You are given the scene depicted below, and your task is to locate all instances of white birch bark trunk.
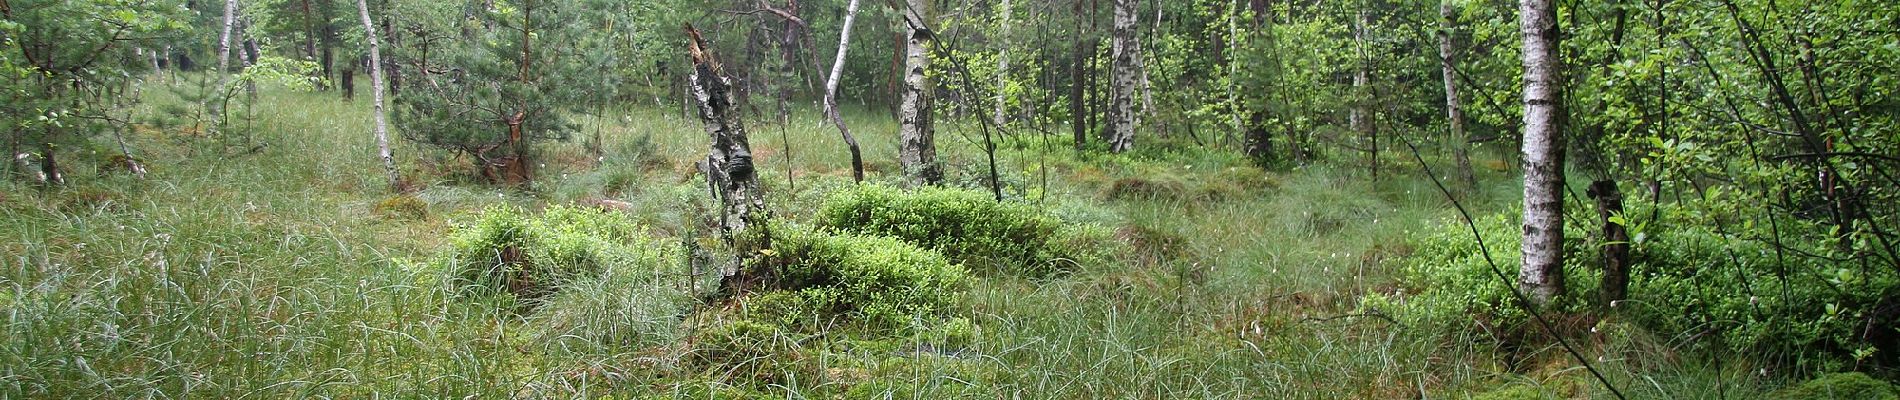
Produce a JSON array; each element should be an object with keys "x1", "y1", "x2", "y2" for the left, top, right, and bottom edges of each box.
[
  {"x1": 1350, "y1": 9, "x2": 1370, "y2": 176},
  {"x1": 823, "y1": 0, "x2": 865, "y2": 182},
  {"x1": 898, "y1": 0, "x2": 940, "y2": 185},
  {"x1": 358, "y1": 0, "x2": 401, "y2": 190},
  {"x1": 1106, "y1": 0, "x2": 1139, "y2": 153},
  {"x1": 686, "y1": 26, "x2": 768, "y2": 242},
  {"x1": 1226, "y1": 0, "x2": 1240, "y2": 146},
  {"x1": 1519, "y1": 0, "x2": 1567, "y2": 306},
  {"x1": 992, "y1": 0, "x2": 1010, "y2": 128},
  {"x1": 1442, "y1": 0, "x2": 1476, "y2": 188},
  {"x1": 218, "y1": 0, "x2": 237, "y2": 73}
]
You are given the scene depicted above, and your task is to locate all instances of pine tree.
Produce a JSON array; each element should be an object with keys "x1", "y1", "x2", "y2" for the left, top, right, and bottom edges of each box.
[{"x1": 390, "y1": 0, "x2": 608, "y2": 184}]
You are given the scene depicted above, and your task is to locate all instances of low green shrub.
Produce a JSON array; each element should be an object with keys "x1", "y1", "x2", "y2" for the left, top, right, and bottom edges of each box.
[
  {"x1": 1359, "y1": 213, "x2": 1601, "y2": 336},
  {"x1": 753, "y1": 225, "x2": 968, "y2": 329},
  {"x1": 441, "y1": 205, "x2": 674, "y2": 303},
  {"x1": 1772, "y1": 372, "x2": 1899, "y2": 400},
  {"x1": 816, "y1": 184, "x2": 1112, "y2": 276},
  {"x1": 742, "y1": 288, "x2": 845, "y2": 332},
  {"x1": 1368, "y1": 206, "x2": 1900, "y2": 371}
]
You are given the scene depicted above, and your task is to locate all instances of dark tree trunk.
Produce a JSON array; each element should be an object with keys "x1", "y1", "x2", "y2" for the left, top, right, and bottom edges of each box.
[
  {"x1": 1589, "y1": 181, "x2": 1631, "y2": 305},
  {"x1": 320, "y1": 35, "x2": 334, "y2": 89},
  {"x1": 342, "y1": 67, "x2": 355, "y2": 100},
  {"x1": 1070, "y1": 10, "x2": 1087, "y2": 150},
  {"x1": 38, "y1": 142, "x2": 62, "y2": 185},
  {"x1": 1244, "y1": 111, "x2": 1272, "y2": 164},
  {"x1": 383, "y1": 15, "x2": 400, "y2": 97},
  {"x1": 888, "y1": 31, "x2": 905, "y2": 118}
]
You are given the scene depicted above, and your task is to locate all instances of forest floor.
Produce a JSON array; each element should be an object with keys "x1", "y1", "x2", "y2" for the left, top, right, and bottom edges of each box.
[{"x1": 0, "y1": 81, "x2": 1784, "y2": 398}]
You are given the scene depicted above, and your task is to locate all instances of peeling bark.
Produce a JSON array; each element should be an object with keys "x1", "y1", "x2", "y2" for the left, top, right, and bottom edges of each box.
[
  {"x1": 897, "y1": 0, "x2": 940, "y2": 185},
  {"x1": 1519, "y1": 0, "x2": 1567, "y2": 306},
  {"x1": 685, "y1": 24, "x2": 770, "y2": 251},
  {"x1": 1106, "y1": 0, "x2": 1138, "y2": 153}
]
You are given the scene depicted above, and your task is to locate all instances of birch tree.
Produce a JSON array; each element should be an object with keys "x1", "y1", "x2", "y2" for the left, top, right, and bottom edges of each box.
[
  {"x1": 1105, "y1": 0, "x2": 1138, "y2": 153},
  {"x1": 823, "y1": 0, "x2": 865, "y2": 182},
  {"x1": 992, "y1": 0, "x2": 1011, "y2": 128},
  {"x1": 357, "y1": 0, "x2": 399, "y2": 190},
  {"x1": 218, "y1": 0, "x2": 237, "y2": 73},
  {"x1": 1518, "y1": 0, "x2": 1566, "y2": 306},
  {"x1": 1440, "y1": 0, "x2": 1476, "y2": 189},
  {"x1": 1350, "y1": 8, "x2": 1372, "y2": 179},
  {"x1": 897, "y1": 0, "x2": 941, "y2": 185},
  {"x1": 685, "y1": 25, "x2": 769, "y2": 247}
]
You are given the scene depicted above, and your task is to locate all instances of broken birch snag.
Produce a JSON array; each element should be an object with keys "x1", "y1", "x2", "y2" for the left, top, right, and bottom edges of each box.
[
  {"x1": 898, "y1": 0, "x2": 941, "y2": 185},
  {"x1": 684, "y1": 24, "x2": 772, "y2": 288}
]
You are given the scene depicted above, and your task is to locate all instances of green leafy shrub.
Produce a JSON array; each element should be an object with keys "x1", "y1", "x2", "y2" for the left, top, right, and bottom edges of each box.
[
  {"x1": 753, "y1": 225, "x2": 968, "y2": 329},
  {"x1": 925, "y1": 317, "x2": 980, "y2": 351},
  {"x1": 1360, "y1": 213, "x2": 1601, "y2": 337},
  {"x1": 1772, "y1": 372, "x2": 1899, "y2": 400},
  {"x1": 742, "y1": 288, "x2": 844, "y2": 332},
  {"x1": 816, "y1": 184, "x2": 1111, "y2": 276},
  {"x1": 441, "y1": 205, "x2": 672, "y2": 302},
  {"x1": 1621, "y1": 217, "x2": 1900, "y2": 369},
  {"x1": 1370, "y1": 207, "x2": 1900, "y2": 370}
]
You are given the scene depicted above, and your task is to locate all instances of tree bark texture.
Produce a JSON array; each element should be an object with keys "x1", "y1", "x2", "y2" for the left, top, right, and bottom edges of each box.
[
  {"x1": 1106, "y1": 0, "x2": 1138, "y2": 153},
  {"x1": 898, "y1": 0, "x2": 941, "y2": 185},
  {"x1": 1441, "y1": 0, "x2": 1477, "y2": 189},
  {"x1": 823, "y1": 0, "x2": 865, "y2": 183},
  {"x1": 685, "y1": 25, "x2": 770, "y2": 249},
  {"x1": 1518, "y1": 0, "x2": 1567, "y2": 306},
  {"x1": 358, "y1": 0, "x2": 401, "y2": 191},
  {"x1": 218, "y1": 0, "x2": 236, "y2": 73}
]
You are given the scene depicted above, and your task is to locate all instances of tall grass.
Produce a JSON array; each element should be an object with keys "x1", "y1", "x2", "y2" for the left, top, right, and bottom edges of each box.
[{"x1": 0, "y1": 78, "x2": 1791, "y2": 398}]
